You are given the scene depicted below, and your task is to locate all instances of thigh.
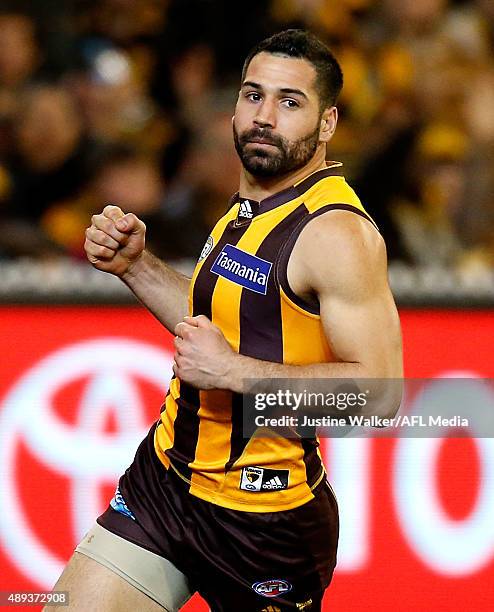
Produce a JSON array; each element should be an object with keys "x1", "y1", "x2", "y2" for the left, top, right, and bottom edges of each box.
[
  {"x1": 47, "y1": 523, "x2": 194, "y2": 612},
  {"x1": 47, "y1": 551, "x2": 165, "y2": 612}
]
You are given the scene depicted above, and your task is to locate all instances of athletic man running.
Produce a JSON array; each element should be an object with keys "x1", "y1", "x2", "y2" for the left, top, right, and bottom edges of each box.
[{"x1": 50, "y1": 29, "x2": 402, "y2": 612}]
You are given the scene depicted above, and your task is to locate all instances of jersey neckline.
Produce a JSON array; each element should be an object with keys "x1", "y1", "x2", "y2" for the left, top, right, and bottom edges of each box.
[{"x1": 230, "y1": 162, "x2": 344, "y2": 221}]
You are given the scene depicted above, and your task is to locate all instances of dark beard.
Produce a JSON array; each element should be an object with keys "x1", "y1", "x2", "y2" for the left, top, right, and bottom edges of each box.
[{"x1": 233, "y1": 123, "x2": 320, "y2": 178}]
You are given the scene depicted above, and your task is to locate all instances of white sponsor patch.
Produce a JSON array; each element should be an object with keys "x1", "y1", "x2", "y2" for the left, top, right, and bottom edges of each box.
[{"x1": 240, "y1": 466, "x2": 263, "y2": 491}]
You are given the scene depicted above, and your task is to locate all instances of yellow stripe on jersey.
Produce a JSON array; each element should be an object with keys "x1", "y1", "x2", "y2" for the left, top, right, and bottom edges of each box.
[{"x1": 280, "y1": 286, "x2": 333, "y2": 365}]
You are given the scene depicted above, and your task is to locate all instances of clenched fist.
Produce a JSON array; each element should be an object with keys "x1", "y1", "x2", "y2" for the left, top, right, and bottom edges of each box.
[
  {"x1": 85, "y1": 205, "x2": 146, "y2": 277},
  {"x1": 173, "y1": 315, "x2": 236, "y2": 390}
]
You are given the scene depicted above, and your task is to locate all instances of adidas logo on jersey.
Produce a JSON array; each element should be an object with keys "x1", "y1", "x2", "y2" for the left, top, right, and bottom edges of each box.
[
  {"x1": 238, "y1": 199, "x2": 253, "y2": 219},
  {"x1": 262, "y1": 476, "x2": 285, "y2": 490},
  {"x1": 240, "y1": 467, "x2": 289, "y2": 492}
]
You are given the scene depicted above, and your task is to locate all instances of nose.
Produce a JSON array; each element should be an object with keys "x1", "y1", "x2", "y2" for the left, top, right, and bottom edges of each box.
[{"x1": 253, "y1": 99, "x2": 276, "y2": 129}]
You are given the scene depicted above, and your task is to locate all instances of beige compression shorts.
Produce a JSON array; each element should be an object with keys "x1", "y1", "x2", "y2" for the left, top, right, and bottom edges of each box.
[{"x1": 75, "y1": 523, "x2": 194, "y2": 611}]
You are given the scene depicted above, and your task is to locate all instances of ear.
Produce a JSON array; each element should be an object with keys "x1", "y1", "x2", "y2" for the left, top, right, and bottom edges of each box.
[{"x1": 319, "y1": 106, "x2": 338, "y2": 143}]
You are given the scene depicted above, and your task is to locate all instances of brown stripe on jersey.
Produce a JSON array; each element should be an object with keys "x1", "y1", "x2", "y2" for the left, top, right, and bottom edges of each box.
[
  {"x1": 169, "y1": 381, "x2": 200, "y2": 479},
  {"x1": 301, "y1": 436, "x2": 323, "y2": 486},
  {"x1": 320, "y1": 202, "x2": 379, "y2": 230},
  {"x1": 223, "y1": 392, "x2": 244, "y2": 473},
  {"x1": 167, "y1": 219, "x2": 251, "y2": 480},
  {"x1": 239, "y1": 203, "x2": 307, "y2": 362},
  {"x1": 224, "y1": 204, "x2": 307, "y2": 473},
  {"x1": 257, "y1": 186, "x2": 299, "y2": 215},
  {"x1": 277, "y1": 202, "x2": 380, "y2": 315}
]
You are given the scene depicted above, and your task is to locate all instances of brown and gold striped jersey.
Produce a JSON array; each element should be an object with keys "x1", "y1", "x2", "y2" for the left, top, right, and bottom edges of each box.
[{"x1": 154, "y1": 163, "x2": 377, "y2": 511}]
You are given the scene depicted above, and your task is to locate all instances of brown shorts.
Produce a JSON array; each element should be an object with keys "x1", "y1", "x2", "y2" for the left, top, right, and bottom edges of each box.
[{"x1": 97, "y1": 423, "x2": 339, "y2": 611}]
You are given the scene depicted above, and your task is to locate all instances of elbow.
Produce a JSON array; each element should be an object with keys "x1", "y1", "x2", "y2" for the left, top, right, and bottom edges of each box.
[
  {"x1": 368, "y1": 352, "x2": 403, "y2": 420},
  {"x1": 378, "y1": 378, "x2": 403, "y2": 419},
  {"x1": 363, "y1": 375, "x2": 403, "y2": 420}
]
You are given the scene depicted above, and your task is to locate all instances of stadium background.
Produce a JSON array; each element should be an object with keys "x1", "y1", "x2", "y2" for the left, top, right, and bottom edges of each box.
[{"x1": 0, "y1": 1, "x2": 493, "y2": 610}]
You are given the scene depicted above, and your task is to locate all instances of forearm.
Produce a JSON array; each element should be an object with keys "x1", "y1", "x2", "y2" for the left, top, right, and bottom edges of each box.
[
  {"x1": 224, "y1": 355, "x2": 401, "y2": 418},
  {"x1": 226, "y1": 355, "x2": 365, "y2": 392},
  {"x1": 121, "y1": 250, "x2": 190, "y2": 333}
]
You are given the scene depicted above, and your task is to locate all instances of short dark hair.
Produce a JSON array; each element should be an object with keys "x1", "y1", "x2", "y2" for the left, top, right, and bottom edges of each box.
[{"x1": 241, "y1": 29, "x2": 343, "y2": 111}]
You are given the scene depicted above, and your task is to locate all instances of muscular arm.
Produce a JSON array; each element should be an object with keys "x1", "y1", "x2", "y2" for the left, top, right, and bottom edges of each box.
[
  {"x1": 174, "y1": 210, "x2": 403, "y2": 417},
  {"x1": 289, "y1": 210, "x2": 403, "y2": 381},
  {"x1": 121, "y1": 250, "x2": 190, "y2": 332},
  {"x1": 233, "y1": 210, "x2": 400, "y2": 377},
  {"x1": 85, "y1": 205, "x2": 189, "y2": 332}
]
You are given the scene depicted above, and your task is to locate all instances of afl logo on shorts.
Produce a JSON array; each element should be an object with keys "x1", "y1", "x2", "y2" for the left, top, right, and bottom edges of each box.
[
  {"x1": 252, "y1": 579, "x2": 292, "y2": 598},
  {"x1": 199, "y1": 235, "x2": 214, "y2": 261}
]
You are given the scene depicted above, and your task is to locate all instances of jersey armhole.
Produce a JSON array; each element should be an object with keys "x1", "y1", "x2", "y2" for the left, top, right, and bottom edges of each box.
[{"x1": 275, "y1": 203, "x2": 379, "y2": 316}]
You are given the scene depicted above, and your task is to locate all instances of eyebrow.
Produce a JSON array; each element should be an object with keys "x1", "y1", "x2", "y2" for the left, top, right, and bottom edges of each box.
[{"x1": 242, "y1": 80, "x2": 309, "y2": 101}]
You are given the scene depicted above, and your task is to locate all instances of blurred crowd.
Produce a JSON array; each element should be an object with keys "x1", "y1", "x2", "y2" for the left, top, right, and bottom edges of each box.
[{"x1": 0, "y1": 0, "x2": 493, "y2": 276}]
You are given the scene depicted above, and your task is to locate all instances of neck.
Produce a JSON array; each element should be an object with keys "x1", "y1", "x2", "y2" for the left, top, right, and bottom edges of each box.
[{"x1": 238, "y1": 147, "x2": 328, "y2": 202}]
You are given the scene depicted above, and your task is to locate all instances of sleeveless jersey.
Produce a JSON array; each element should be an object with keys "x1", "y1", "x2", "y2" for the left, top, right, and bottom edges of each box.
[{"x1": 154, "y1": 163, "x2": 377, "y2": 512}]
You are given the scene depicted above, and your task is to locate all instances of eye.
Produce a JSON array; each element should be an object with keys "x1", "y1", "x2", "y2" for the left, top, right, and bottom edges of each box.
[
  {"x1": 245, "y1": 92, "x2": 262, "y2": 102},
  {"x1": 281, "y1": 99, "x2": 300, "y2": 109}
]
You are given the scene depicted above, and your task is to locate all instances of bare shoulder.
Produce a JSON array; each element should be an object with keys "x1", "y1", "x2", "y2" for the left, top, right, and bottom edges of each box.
[{"x1": 289, "y1": 209, "x2": 388, "y2": 298}]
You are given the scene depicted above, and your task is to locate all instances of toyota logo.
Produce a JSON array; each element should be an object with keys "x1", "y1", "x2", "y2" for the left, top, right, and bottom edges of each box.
[{"x1": 0, "y1": 338, "x2": 172, "y2": 587}]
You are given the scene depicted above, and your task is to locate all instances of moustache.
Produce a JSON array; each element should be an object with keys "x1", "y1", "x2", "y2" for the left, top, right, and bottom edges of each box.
[{"x1": 239, "y1": 128, "x2": 284, "y2": 148}]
